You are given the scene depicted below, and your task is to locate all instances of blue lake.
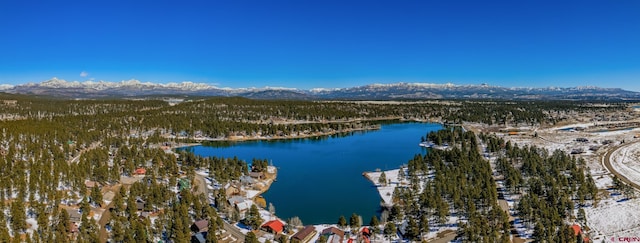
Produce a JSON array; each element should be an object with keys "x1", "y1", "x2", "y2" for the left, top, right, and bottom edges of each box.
[{"x1": 181, "y1": 122, "x2": 442, "y2": 225}]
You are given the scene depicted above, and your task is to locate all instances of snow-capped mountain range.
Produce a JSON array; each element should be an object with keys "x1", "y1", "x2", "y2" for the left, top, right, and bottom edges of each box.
[{"x1": 1, "y1": 78, "x2": 639, "y2": 101}]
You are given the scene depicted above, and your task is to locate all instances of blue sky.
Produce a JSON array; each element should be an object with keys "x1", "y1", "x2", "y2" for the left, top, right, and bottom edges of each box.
[{"x1": 1, "y1": 1, "x2": 639, "y2": 90}]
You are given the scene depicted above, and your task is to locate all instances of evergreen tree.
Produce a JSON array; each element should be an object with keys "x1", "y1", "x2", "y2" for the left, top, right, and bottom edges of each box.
[
  {"x1": 406, "y1": 217, "x2": 420, "y2": 241},
  {"x1": 390, "y1": 205, "x2": 403, "y2": 222},
  {"x1": 369, "y1": 215, "x2": 379, "y2": 228},
  {"x1": 533, "y1": 221, "x2": 546, "y2": 242},
  {"x1": 10, "y1": 198, "x2": 26, "y2": 234},
  {"x1": 0, "y1": 212, "x2": 11, "y2": 243},
  {"x1": 207, "y1": 219, "x2": 219, "y2": 243},
  {"x1": 317, "y1": 234, "x2": 328, "y2": 243},
  {"x1": 383, "y1": 222, "x2": 396, "y2": 240},
  {"x1": 338, "y1": 215, "x2": 347, "y2": 229},
  {"x1": 349, "y1": 213, "x2": 360, "y2": 229},
  {"x1": 245, "y1": 231, "x2": 259, "y2": 243},
  {"x1": 245, "y1": 204, "x2": 263, "y2": 230},
  {"x1": 398, "y1": 167, "x2": 405, "y2": 181},
  {"x1": 378, "y1": 172, "x2": 387, "y2": 186},
  {"x1": 112, "y1": 220, "x2": 125, "y2": 243},
  {"x1": 90, "y1": 186, "x2": 103, "y2": 207},
  {"x1": 55, "y1": 208, "x2": 71, "y2": 240},
  {"x1": 288, "y1": 216, "x2": 303, "y2": 230},
  {"x1": 419, "y1": 213, "x2": 429, "y2": 237}
]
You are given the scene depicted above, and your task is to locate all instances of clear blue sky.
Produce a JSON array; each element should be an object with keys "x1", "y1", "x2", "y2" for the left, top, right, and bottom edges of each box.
[{"x1": 1, "y1": 0, "x2": 639, "y2": 90}]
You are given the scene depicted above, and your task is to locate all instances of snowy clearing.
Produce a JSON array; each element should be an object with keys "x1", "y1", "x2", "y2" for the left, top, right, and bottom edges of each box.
[
  {"x1": 364, "y1": 169, "x2": 401, "y2": 206},
  {"x1": 586, "y1": 197, "x2": 640, "y2": 241}
]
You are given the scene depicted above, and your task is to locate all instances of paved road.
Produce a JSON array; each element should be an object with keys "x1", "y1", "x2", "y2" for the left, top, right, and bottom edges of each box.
[
  {"x1": 603, "y1": 141, "x2": 640, "y2": 190},
  {"x1": 222, "y1": 220, "x2": 245, "y2": 243}
]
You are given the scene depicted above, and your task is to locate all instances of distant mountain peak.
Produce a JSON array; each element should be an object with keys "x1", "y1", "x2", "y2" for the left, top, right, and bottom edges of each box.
[
  {"x1": 23, "y1": 78, "x2": 215, "y2": 91},
  {"x1": 1, "y1": 79, "x2": 639, "y2": 101}
]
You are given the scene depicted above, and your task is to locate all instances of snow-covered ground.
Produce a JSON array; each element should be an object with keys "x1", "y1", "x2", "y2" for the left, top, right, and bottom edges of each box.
[
  {"x1": 364, "y1": 169, "x2": 401, "y2": 206},
  {"x1": 610, "y1": 142, "x2": 640, "y2": 186},
  {"x1": 245, "y1": 189, "x2": 261, "y2": 199},
  {"x1": 586, "y1": 197, "x2": 640, "y2": 242},
  {"x1": 25, "y1": 218, "x2": 38, "y2": 234}
]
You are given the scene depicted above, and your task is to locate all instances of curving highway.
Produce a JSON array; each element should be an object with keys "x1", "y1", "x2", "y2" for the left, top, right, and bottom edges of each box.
[{"x1": 602, "y1": 141, "x2": 640, "y2": 191}]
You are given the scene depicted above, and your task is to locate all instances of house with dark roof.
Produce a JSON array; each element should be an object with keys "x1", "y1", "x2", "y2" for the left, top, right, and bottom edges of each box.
[
  {"x1": 262, "y1": 220, "x2": 285, "y2": 235},
  {"x1": 136, "y1": 198, "x2": 147, "y2": 211},
  {"x1": 292, "y1": 225, "x2": 317, "y2": 243},
  {"x1": 191, "y1": 219, "x2": 208, "y2": 233}
]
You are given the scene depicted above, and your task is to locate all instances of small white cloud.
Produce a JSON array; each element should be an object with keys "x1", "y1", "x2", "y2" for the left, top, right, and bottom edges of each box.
[{"x1": 80, "y1": 71, "x2": 89, "y2": 78}]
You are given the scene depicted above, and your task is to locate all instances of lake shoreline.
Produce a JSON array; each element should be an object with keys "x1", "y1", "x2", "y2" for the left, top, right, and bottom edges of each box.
[{"x1": 167, "y1": 118, "x2": 438, "y2": 146}]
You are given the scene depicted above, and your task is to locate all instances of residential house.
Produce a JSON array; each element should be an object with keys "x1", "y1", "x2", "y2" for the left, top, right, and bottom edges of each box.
[
  {"x1": 292, "y1": 226, "x2": 317, "y2": 243},
  {"x1": 262, "y1": 220, "x2": 285, "y2": 235},
  {"x1": 140, "y1": 212, "x2": 151, "y2": 219},
  {"x1": 178, "y1": 178, "x2": 191, "y2": 191},
  {"x1": 228, "y1": 195, "x2": 253, "y2": 214},
  {"x1": 136, "y1": 198, "x2": 147, "y2": 211},
  {"x1": 228, "y1": 195, "x2": 246, "y2": 205},
  {"x1": 239, "y1": 175, "x2": 256, "y2": 186},
  {"x1": 191, "y1": 219, "x2": 209, "y2": 233},
  {"x1": 192, "y1": 232, "x2": 207, "y2": 243},
  {"x1": 65, "y1": 208, "x2": 82, "y2": 223},
  {"x1": 321, "y1": 227, "x2": 344, "y2": 243},
  {"x1": 84, "y1": 180, "x2": 101, "y2": 188},
  {"x1": 235, "y1": 200, "x2": 252, "y2": 214},
  {"x1": 249, "y1": 171, "x2": 265, "y2": 180},
  {"x1": 571, "y1": 224, "x2": 590, "y2": 242},
  {"x1": 576, "y1": 138, "x2": 589, "y2": 143},
  {"x1": 266, "y1": 166, "x2": 277, "y2": 174},
  {"x1": 69, "y1": 222, "x2": 80, "y2": 241},
  {"x1": 361, "y1": 227, "x2": 370, "y2": 237},
  {"x1": 360, "y1": 228, "x2": 371, "y2": 243},
  {"x1": 134, "y1": 167, "x2": 147, "y2": 175},
  {"x1": 224, "y1": 182, "x2": 242, "y2": 198},
  {"x1": 69, "y1": 222, "x2": 79, "y2": 234},
  {"x1": 398, "y1": 221, "x2": 409, "y2": 237}
]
